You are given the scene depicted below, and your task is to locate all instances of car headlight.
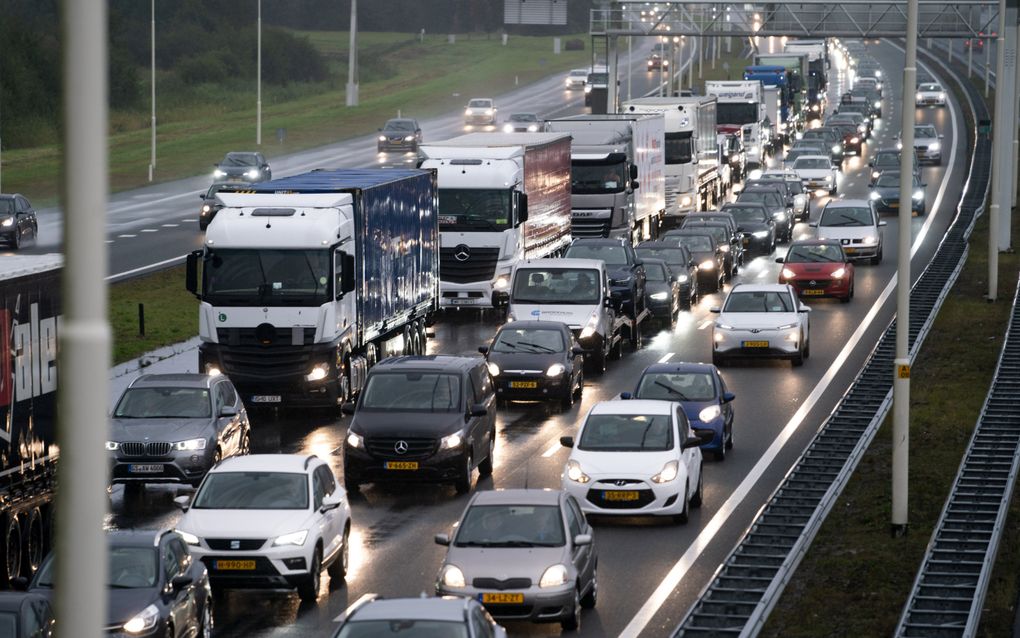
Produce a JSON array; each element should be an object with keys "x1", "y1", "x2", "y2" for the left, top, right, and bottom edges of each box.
[
  {"x1": 718, "y1": 244, "x2": 730, "y2": 252},
  {"x1": 527, "y1": 124, "x2": 539, "y2": 132},
  {"x1": 546, "y1": 363, "x2": 566, "y2": 377},
  {"x1": 699, "y1": 405, "x2": 722, "y2": 422},
  {"x1": 863, "y1": 235, "x2": 879, "y2": 245},
  {"x1": 812, "y1": 104, "x2": 820, "y2": 112},
  {"x1": 939, "y1": 92, "x2": 946, "y2": 100},
  {"x1": 700, "y1": 259, "x2": 716, "y2": 270},
  {"x1": 441, "y1": 564, "x2": 466, "y2": 588},
  {"x1": 484, "y1": 109, "x2": 494, "y2": 116},
  {"x1": 651, "y1": 460, "x2": 680, "y2": 483},
  {"x1": 929, "y1": 142, "x2": 940, "y2": 151},
  {"x1": 781, "y1": 267, "x2": 796, "y2": 279},
  {"x1": 404, "y1": 135, "x2": 415, "y2": 141},
  {"x1": 177, "y1": 530, "x2": 200, "y2": 546},
  {"x1": 174, "y1": 438, "x2": 207, "y2": 451},
  {"x1": 440, "y1": 432, "x2": 463, "y2": 450},
  {"x1": 105, "y1": 441, "x2": 119, "y2": 451},
  {"x1": 896, "y1": 141, "x2": 903, "y2": 150},
  {"x1": 913, "y1": 190, "x2": 924, "y2": 201},
  {"x1": 680, "y1": 195, "x2": 693, "y2": 207},
  {"x1": 785, "y1": 332, "x2": 800, "y2": 342},
  {"x1": 487, "y1": 362, "x2": 501, "y2": 376},
  {"x1": 874, "y1": 100, "x2": 881, "y2": 108},
  {"x1": 650, "y1": 291, "x2": 668, "y2": 301},
  {"x1": 245, "y1": 169, "x2": 259, "y2": 179},
  {"x1": 539, "y1": 564, "x2": 569, "y2": 588},
  {"x1": 213, "y1": 169, "x2": 226, "y2": 178},
  {"x1": 795, "y1": 132, "x2": 804, "y2": 140},
  {"x1": 346, "y1": 431, "x2": 364, "y2": 449},
  {"x1": 306, "y1": 363, "x2": 329, "y2": 382},
  {"x1": 872, "y1": 170, "x2": 880, "y2": 180},
  {"x1": 465, "y1": 109, "x2": 472, "y2": 116},
  {"x1": 748, "y1": 169, "x2": 762, "y2": 180},
  {"x1": 824, "y1": 175, "x2": 833, "y2": 182},
  {"x1": 677, "y1": 275, "x2": 689, "y2": 283},
  {"x1": 579, "y1": 312, "x2": 599, "y2": 339},
  {"x1": 875, "y1": 70, "x2": 882, "y2": 78},
  {"x1": 0, "y1": 217, "x2": 13, "y2": 228},
  {"x1": 123, "y1": 604, "x2": 160, "y2": 635},
  {"x1": 851, "y1": 137, "x2": 860, "y2": 144},
  {"x1": 503, "y1": 124, "x2": 514, "y2": 133},
  {"x1": 566, "y1": 459, "x2": 590, "y2": 483},
  {"x1": 378, "y1": 135, "x2": 387, "y2": 142},
  {"x1": 584, "y1": 85, "x2": 592, "y2": 93},
  {"x1": 773, "y1": 212, "x2": 787, "y2": 222},
  {"x1": 870, "y1": 191, "x2": 881, "y2": 200},
  {"x1": 916, "y1": 92, "x2": 924, "y2": 101},
  {"x1": 663, "y1": 59, "x2": 669, "y2": 66},
  {"x1": 831, "y1": 267, "x2": 847, "y2": 279},
  {"x1": 201, "y1": 205, "x2": 212, "y2": 214},
  {"x1": 831, "y1": 145, "x2": 841, "y2": 154},
  {"x1": 859, "y1": 124, "x2": 867, "y2": 133},
  {"x1": 753, "y1": 230, "x2": 769, "y2": 238},
  {"x1": 273, "y1": 530, "x2": 309, "y2": 547}
]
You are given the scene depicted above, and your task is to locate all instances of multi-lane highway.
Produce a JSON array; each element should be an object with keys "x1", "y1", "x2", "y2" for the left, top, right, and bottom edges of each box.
[{"x1": 92, "y1": 36, "x2": 973, "y2": 638}]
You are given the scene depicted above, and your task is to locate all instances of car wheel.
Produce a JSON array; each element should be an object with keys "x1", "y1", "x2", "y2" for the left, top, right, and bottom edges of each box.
[
  {"x1": 327, "y1": 524, "x2": 350, "y2": 583},
  {"x1": 478, "y1": 430, "x2": 495, "y2": 476},
  {"x1": 11, "y1": 228, "x2": 21, "y2": 250},
  {"x1": 561, "y1": 589, "x2": 581, "y2": 631},
  {"x1": 198, "y1": 598, "x2": 214, "y2": 638},
  {"x1": 454, "y1": 452, "x2": 473, "y2": 495},
  {"x1": 560, "y1": 382, "x2": 575, "y2": 411},
  {"x1": 574, "y1": 370, "x2": 584, "y2": 398},
  {"x1": 691, "y1": 465, "x2": 704, "y2": 507},
  {"x1": 344, "y1": 475, "x2": 360, "y2": 494},
  {"x1": 580, "y1": 565, "x2": 598, "y2": 609},
  {"x1": 804, "y1": 339, "x2": 811, "y2": 359},
  {"x1": 871, "y1": 248, "x2": 883, "y2": 265},
  {"x1": 716, "y1": 437, "x2": 726, "y2": 461},
  {"x1": 726, "y1": 424, "x2": 734, "y2": 450},
  {"x1": 238, "y1": 431, "x2": 251, "y2": 455},
  {"x1": 590, "y1": 345, "x2": 607, "y2": 375},
  {"x1": 792, "y1": 343, "x2": 805, "y2": 367},
  {"x1": 297, "y1": 548, "x2": 321, "y2": 602},
  {"x1": 712, "y1": 352, "x2": 724, "y2": 367},
  {"x1": 673, "y1": 481, "x2": 690, "y2": 524}
]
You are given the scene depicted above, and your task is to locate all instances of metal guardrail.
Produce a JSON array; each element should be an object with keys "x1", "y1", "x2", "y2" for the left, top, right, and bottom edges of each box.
[{"x1": 672, "y1": 47, "x2": 992, "y2": 638}]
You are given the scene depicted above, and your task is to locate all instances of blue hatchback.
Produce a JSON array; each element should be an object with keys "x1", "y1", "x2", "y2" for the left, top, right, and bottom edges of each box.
[{"x1": 621, "y1": 362, "x2": 735, "y2": 459}]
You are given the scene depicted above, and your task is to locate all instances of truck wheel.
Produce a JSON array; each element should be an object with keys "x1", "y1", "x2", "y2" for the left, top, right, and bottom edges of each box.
[
  {"x1": 589, "y1": 347, "x2": 607, "y2": 375},
  {"x1": 2, "y1": 515, "x2": 21, "y2": 584},
  {"x1": 609, "y1": 336, "x2": 623, "y2": 361},
  {"x1": 630, "y1": 324, "x2": 643, "y2": 350},
  {"x1": 23, "y1": 508, "x2": 43, "y2": 577}
]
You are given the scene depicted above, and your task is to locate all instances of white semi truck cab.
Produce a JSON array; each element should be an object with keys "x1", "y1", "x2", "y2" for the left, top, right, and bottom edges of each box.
[{"x1": 705, "y1": 81, "x2": 767, "y2": 169}]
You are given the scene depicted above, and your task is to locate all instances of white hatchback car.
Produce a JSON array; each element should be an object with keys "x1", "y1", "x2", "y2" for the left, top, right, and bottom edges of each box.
[
  {"x1": 916, "y1": 82, "x2": 947, "y2": 107},
  {"x1": 711, "y1": 283, "x2": 811, "y2": 366},
  {"x1": 560, "y1": 400, "x2": 707, "y2": 524},
  {"x1": 812, "y1": 199, "x2": 887, "y2": 264},
  {"x1": 464, "y1": 98, "x2": 497, "y2": 126},
  {"x1": 897, "y1": 124, "x2": 942, "y2": 165},
  {"x1": 792, "y1": 155, "x2": 839, "y2": 195},
  {"x1": 175, "y1": 454, "x2": 352, "y2": 602}
]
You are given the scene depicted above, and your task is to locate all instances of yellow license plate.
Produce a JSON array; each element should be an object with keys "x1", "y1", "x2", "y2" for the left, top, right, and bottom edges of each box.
[
  {"x1": 603, "y1": 490, "x2": 640, "y2": 501},
  {"x1": 385, "y1": 461, "x2": 419, "y2": 470},
  {"x1": 803, "y1": 289, "x2": 825, "y2": 295},
  {"x1": 742, "y1": 340, "x2": 770, "y2": 348},
  {"x1": 890, "y1": 202, "x2": 900, "y2": 208},
  {"x1": 482, "y1": 593, "x2": 525, "y2": 604},
  {"x1": 844, "y1": 247, "x2": 856, "y2": 254},
  {"x1": 215, "y1": 560, "x2": 255, "y2": 570},
  {"x1": 510, "y1": 381, "x2": 538, "y2": 389}
]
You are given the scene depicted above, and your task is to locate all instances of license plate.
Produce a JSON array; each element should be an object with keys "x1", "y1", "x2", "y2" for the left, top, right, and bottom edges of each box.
[
  {"x1": 742, "y1": 238, "x2": 750, "y2": 245},
  {"x1": 844, "y1": 247, "x2": 857, "y2": 254},
  {"x1": 128, "y1": 464, "x2": 162, "y2": 474},
  {"x1": 742, "y1": 340, "x2": 770, "y2": 348},
  {"x1": 510, "y1": 381, "x2": 538, "y2": 389},
  {"x1": 448, "y1": 298, "x2": 475, "y2": 305},
  {"x1": 251, "y1": 395, "x2": 281, "y2": 403},
  {"x1": 215, "y1": 560, "x2": 255, "y2": 571},
  {"x1": 889, "y1": 202, "x2": 899, "y2": 208},
  {"x1": 384, "y1": 461, "x2": 419, "y2": 470},
  {"x1": 803, "y1": 289, "x2": 825, "y2": 296},
  {"x1": 603, "y1": 490, "x2": 640, "y2": 501},
  {"x1": 481, "y1": 593, "x2": 524, "y2": 604}
]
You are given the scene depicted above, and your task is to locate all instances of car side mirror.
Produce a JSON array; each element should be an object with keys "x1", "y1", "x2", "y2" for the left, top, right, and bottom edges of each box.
[
  {"x1": 199, "y1": 193, "x2": 206, "y2": 200},
  {"x1": 320, "y1": 491, "x2": 343, "y2": 512},
  {"x1": 219, "y1": 405, "x2": 238, "y2": 418},
  {"x1": 722, "y1": 391, "x2": 736, "y2": 403},
  {"x1": 799, "y1": 305, "x2": 811, "y2": 313},
  {"x1": 939, "y1": 134, "x2": 944, "y2": 138},
  {"x1": 879, "y1": 221, "x2": 888, "y2": 227},
  {"x1": 630, "y1": 164, "x2": 639, "y2": 180},
  {"x1": 434, "y1": 533, "x2": 451, "y2": 546},
  {"x1": 478, "y1": 346, "x2": 489, "y2": 355},
  {"x1": 620, "y1": 391, "x2": 633, "y2": 400},
  {"x1": 560, "y1": 436, "x2": 574, "y2": 448},
  {"x1": 681, "y1": 435, "x2": 704, "y2": 450},
  {"x1": 808, "y1": 222, "x2": 818, "y2": 228},
  {"x1": 340, "y1": 402, "x2": 356, "y2": 415},
  {"x1": 709, "y1": 307, "x2": 721, "y2": 313},
  {"x1": 573, "y1": 534, "x2": 593, "y2": 547},
  {"x1": 571, "y1": 345, "x2": 585, "y2": 355},
  {"x1": 470, "y1": 404, "x2": 488, "y2": 417},
  {"x1": 775, "y1": 257, "x2": 784, "y2": 263},
  {"x1": 173, "y1": 495, "x2": 191, "y2": 512},
  {"x1": 171, "y1": 575, "x2": 193, "y2": 592}
]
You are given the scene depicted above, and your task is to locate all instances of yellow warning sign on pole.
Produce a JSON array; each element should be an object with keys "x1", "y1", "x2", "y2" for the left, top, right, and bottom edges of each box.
[{"x1": 896, "y1": 363, "x2": 911, "y2": 379}]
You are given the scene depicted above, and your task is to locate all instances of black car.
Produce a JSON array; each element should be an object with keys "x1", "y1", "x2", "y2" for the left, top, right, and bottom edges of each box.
[
  {"x1": 479, "y1": 321, "x2": 584, "y2": 409},
  {"x1": 641, "y1": 258, "x2": 682, "y2": 327},
  {"x1": 377, "y1": 118, "x2": 423, "y2": 152},
  {"x1": 676, "y1": 221, "x2": 738, "y2": 280},
  {"x1": 736, "y1": 186, "x2": 792, "y2": 243},
  {"x1": 502, "y1": 113, "x2": 544, "y2": 133},
  {"x1": 869, "y1": 170, "x2": 927, "y2": 215},
  {"x1": 824, "y1": 119, "x2": 863, "y2": 156},
  {"x1": 636, "y1": 240, "x2": 698, "y2": 308},
  {"x1": 212, "y1": 151, "x2": 271, "y2": 182},
  {"x1": 28, "y1": 530, "x2": 212, "y2": 638},
  {"x1": 0, "y1": 194, "x2": 39, "y2": 250},
  {"x1": 663, "y1": 230, "x2": 725, "y2": 293},
  {"x1": 107, "y1": 373, "x2": 251, "y2": 494},
  {"x1": 799, "y1": 128, "x2": 843, "y2": 164},
  {"x1": 721, "y1": 202, "x2": 776, "y2": 255},
  {"x1": 0, "y1": 592, "x2": 54, "y2": 637},
  {"x1": 564, "y1": 238, "x2": 646, "y2": 317},
  {"x1": 342, "y1": 356, "x2": 496, "y2": 494},
  {"x1": 197, "y1": 182, "x2": 234, "y2": 231},
  {"x1": 869, "y1": 148, "x2": 920, "y2": 185}
]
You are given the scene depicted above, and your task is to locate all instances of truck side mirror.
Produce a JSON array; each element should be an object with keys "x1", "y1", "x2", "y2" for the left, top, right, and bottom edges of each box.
[
  {"x1": 516, "y1": 192, "x2": 529, "y2": 224},
  {"x1": 185, "y1": 250, "x2": 202, "y2": 298},
  {"x1": 630, "y1": 164, "x2": 639, "y2": 180},
  {"x1": 631, "y1": 180, "x2": 641, "y2": 191},
  {"x1": 341, "y1": 252, "x2": 356, "y2": 294}
]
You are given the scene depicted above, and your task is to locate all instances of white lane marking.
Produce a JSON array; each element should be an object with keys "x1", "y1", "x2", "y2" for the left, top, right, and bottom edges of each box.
[
  {"x1": 117, "y1": 234, "x2": 136, "y2": 238},
  {"x1": 105, "y1": 240, "x2": 114, "y2": 244},
  {"x1": 106, "y1": 254, "x2": 188, "y2": 282},
  {"x1": 618, "y1": 50, "x2": 962, "y2": 638},
  {"x1": 756, "y1": 270, "x2": 768, "y2": 279},
  {"x1": 181, "y1": 219, "x2": 197, "y2": 223},
  {"x1": 658, "y1": 352, "x2": 675, "y2": 363},
  {"x1": 541, "y1": 440, "x2": 563, "y2": 458},
  {"x1": 697, "y1": 319, "x2": 712, "y2": 330},
  {"x1": 161, "y1": 223, "x2": 179, "y2": 228},
  {"x1": 140, "y1": 229, "x2": 158, "y2": 233}
]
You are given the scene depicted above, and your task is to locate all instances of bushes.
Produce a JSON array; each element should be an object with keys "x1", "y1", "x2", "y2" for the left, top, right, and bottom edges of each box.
[{"x1": 564, "y1": 38, "x2": 585, "y2": 51}]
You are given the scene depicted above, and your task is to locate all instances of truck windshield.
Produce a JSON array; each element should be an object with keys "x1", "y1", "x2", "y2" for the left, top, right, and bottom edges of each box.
[
  {"x1": 512, "y1": 268, "x2": 602, "y2": 304},
  {"x1": 203, "y1": 248, "x2": 331, "y2": 307},
  {"x1": 571, "y1": 161, "x2": 627, "y2": 194},
  {"x1": 437, "y1": 188, "x2": 512, "y2": 231},
  {"x1": 716, "y1": 103, "x2": 759, "y2": 126},
  {"x1": 665, "y1": 132, "x2": 693, "y2": 165}
]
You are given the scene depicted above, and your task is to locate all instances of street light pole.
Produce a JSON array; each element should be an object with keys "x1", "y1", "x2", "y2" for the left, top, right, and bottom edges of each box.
[
  {"x1": 891, "y1": 0, "x2": 919, "y2": 538},
  {"x1": 149, "y1": 0, "x2": 155, "y2": 181},
  {"x1": 256, "y1": 0, "x2": 262, "y2": 145},
  {"x1": 346, "y1": 0, "x2": 359, "y2": 106}
]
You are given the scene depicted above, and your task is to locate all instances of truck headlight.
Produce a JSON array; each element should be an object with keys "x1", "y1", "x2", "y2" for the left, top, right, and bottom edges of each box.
[
  {"x1": 651, "y1": 460, "x2": 680, "y2": 483},
  {"x1": 546, "y1": 363, "x2": 566, "y2": 377},
  {"x1": 123, "y1": 604, "x2": 160, "y2": 635},
  {"x1": 565, "y1": 459, "x2": 590, "y2": 483},
  {"x1": 493, "y1": 275, "x2": 509, "y2": 290},
  {"x1": 205, "y1": 365, "x2": 221, "y2": 377},
  {"x1": 174, "y1": 438, "x2": 207, "y2": 451},
  {"x1": 440, "y1": 432, "x2": 463, "y2": 449},
  {"x1": 698, "y1": 405, "x2": 722, "y2": 422},
  {"x1": 650, "y1": 291, "x2": 668, "y2": 301},
  {"x1": 273, "y1": 530, "x2": 309, "y2": 547},
  {"x1": 306, "y1": 363, "x2": 329, "y2": 382},
  {"x1": 487, "y1": 362, "x2": 500, "y2": 376},
  {"x1": 680, "y1": 195, "x2": 693, "y2": 207}
]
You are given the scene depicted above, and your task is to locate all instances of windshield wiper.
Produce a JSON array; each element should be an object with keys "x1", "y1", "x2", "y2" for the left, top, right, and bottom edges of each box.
[
  {"x1": 515, "y1": 341, "x2": 555, "y2": 353},
  {"x1": 653, "y1": 380, "x2": 689, "y2": 400}
]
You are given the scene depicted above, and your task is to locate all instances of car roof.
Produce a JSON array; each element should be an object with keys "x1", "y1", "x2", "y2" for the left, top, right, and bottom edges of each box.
[
  {"x1": 667, "y1": 229, "x2": 716, "y2": 238},
  {"x1": 105, "y1": 529, "x2": 166, "y2": 548},
  {"x1": 518, "y1": 257, "x2": 605, "y2": 271},
  {"x1": 728, "y1": 283, "x2": 791, "y2": 293},
  {"x1": 385, "y1": 118, "x2": 417, "y2": 125},
  {"x1": 470, "y1": 488, "x2": 563, "y2": 506},
  {"x1": 209, "y1": 453, "x2": 321, "y2": 474},
  {"x1": 128, "y1": 373, "x2": 219, "y2": 389},
  {"x1": 496, "y1": 320, "x2": 569, "y2": 332},
  {"x1": 791, "y1": 155, "x2": 832, "y2": 162},
  {"x1": 373, "y1": 355, "x2": 479, "y2": 373},
  {"x1": 590, "y1": 399, "x2": 675, "y2": 415},
  {"x1": 349, "y1": 597, "x2": 472, "y2": 623},
  {"x1": 722, "y1": 201, "x2": 767, "y2": 208},
  {"x1": 640, "y1": 362, "x2": 718, "y2": 375},
  {"x1": 822, "y1": 198, "x2": 872, "y2": 209},
  {"x1": 788, "y1": 239, "x2": 844, "y2": 248},
  {"x1": 641, "y1": 257, "x2": 670, "y2": 270},
  {"x1": 570, "y1": 238, "x2": 627, "y2": 246}
]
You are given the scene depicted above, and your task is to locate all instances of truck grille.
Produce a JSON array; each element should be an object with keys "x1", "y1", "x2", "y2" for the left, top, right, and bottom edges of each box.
[
  {"x1": 220, "y1": 344, "x2": 312, "y2": 379},
  {"x1": 365, "y1": 437, "x2": 437, "y2": 460},
  {"x1": 216, "y1": 327, "x2": 315, "y2": 347},
  {"x1": 120, "y1": 441, "x2": 173, "y2": 457},
  {"x1": 440, "y1": 247, "x2": 499, "y2": 284},
  {"x1": 571, "y1": 217, "x2": 612, "y2": 238}
]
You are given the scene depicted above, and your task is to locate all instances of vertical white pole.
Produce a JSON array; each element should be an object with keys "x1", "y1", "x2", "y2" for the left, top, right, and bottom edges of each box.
[
  {"x1": 149, "y1": 0, "x2": 155, "y2": 181},
  {"x1": 989, "y1": 0, "x2": 1017, "y2": 300},
  {"x1": 57, "y1": 1, "x2": 110, "y2": 638},
  {"x1": 256, "y1": 0, "x2": 262, "y2": 145},
  {"x1": 1013, "y1": 22, "x2": 1020, "y2": 208},
  {"x1": 995, "y1": 5, "x2": 1017, "y2": 247},
  {"x1": 985, "y1": 36, "x2": 991, "y2": 97},
  {"x1": 627, "y1": 36, "x2": 632, "y2": 102},
  {"x1": 607, "y1": 35, "x2": 618, "y2": 113},
  {"x1": 346, "y1": 0, "x2": 359, "y2": 106}
]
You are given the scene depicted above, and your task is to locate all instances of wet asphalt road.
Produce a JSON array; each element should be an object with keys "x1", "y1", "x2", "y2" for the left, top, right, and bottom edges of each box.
[{"x1": 104, "y1": 39, "x2": 969, "y2": 638}]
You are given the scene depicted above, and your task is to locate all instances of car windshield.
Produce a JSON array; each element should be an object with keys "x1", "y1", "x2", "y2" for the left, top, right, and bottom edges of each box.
[
  {"x1": 915, "y1": 125, "x2": 938, "y2": 138},
  {"x1": 682, "y1": 225, "x2": 726, "y2": 245},
  {"x1": 875, "y1": 174, "x2": 918, "y2": 188},
  {"x1": 202, "y1": 248, "x2": 331, "y2": 307},
  {"x1": 193, "y1": 471, "x2": 309, "y2": 509},
  {"x1": 570, "y1": 161, "x2": 627, "y2": 194},
  {"x1": 786, "y1": 244, "x2": 844, "y2": 263},
  {"x1": 205, "y1": 184, "x2": 229, "y2": 198},
  {"x1": 565, "y1": 244, "x2": 628, "y2": 265},
  {"x1": 673, "y1": 234, "x2": 714, "y2": 253},
  {"x1": 222, "y1": 153, "x2": 257, "y2": 167},
  {"x1": 738, "y1": 191, "x2": 781, "y2": 208},
  {"x1": 644, "y1": 262, "x2": 668, "y2": 281},
  {"x1": 336, "y1": 621, "x2": 469, "y2": 638},
  {"x1": 570, "y1": 70, "x2": 588, "y2": 77},
  {"x1": 723, "y1": 290, "x2": 794, "y2": 312},
  {"x1": 873, "y1": 153, "x2": 900, "y2": 168},
  {"x1": 794, "y1": 158, "x2": 831, "y2": 170},
  {"x1": 509, "y1": 114, "x2": 538, "y2": 122},
  {"x1": 0, "y1": 200, "x2": 15, "y2": 214},
  {"x1": 512, "y1": 268, "x2": 602, "y2": 304},
  {"x1": 455, "y1": 504, "x2": 566, "y2": 547},
  {"x1": 578, "y1": 414, "x2": 674, "y2": 451},
  {"x1": 492, "y1": 328, "x2": 565, "y2": 354},
  {"x1": 468, "y1": 100, "x2": 492, "y2": 108},
  {"x1": 723, "y1": 207, "x2": 766, "y2": 223},
  {"x1": 114, "y1": 387, "x2": 211, "y2": 419},
  {"x1": 437, "y1": 188, "x2": 511, "y2": 232},
  {"x1": 384, "y1": 120, "x2": 416, "y2": 131},
  {"x1": 635, "y1": 372, "x2": 716, "y2": 401},
  {"x1": 920, "y1": 84, "x2": 941, "y2": 91},
  {"x1": 35, "y1": 547, "x2": 157, "y2": 589},
  {"x1": 819, "y1": 206, "x2": 872, "y2": 226},
  {"x1": 360, "y1": 373, "x2": 462, "y2": 412},
  {"x1": 636, "y1": 247, "x2": 687, "y2": 269}
]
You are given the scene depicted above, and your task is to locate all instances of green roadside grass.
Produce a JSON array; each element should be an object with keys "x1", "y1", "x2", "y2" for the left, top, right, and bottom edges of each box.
[
  {"x1": 7, "y1": 32, "x2": 589, "y2": 206},
  {"x1": 111, "y1": 266, "x2": 197, "y2": 365}
]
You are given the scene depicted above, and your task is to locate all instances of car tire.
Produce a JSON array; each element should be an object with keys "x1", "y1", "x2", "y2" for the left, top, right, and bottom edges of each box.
[
  {"x1": 804, "y1": 340, "x2": 811, "y2": 359},
  {"x1": 478, "y1": 430, "x2": 495, "y2": 476},
  {"x1": 590, "y1": 346, "x2": 607, "y2": 375},
  {"x1": 792, "y1": 344, "x2": 805, "y2": 367},
  {"x1": 871, "y1": 248, "x2": 883, "y2": 265},
  {"x1": 561, "y1": 589, "x2": 581, "y2": 631},
  {"x1": 716, "y1": 439, "x2": 726, "y2": 461},
  {"x1": 344, "y1": 475, "x2": 360, "y2": 494},
  {"x1": 454, "y1": 452, "x2": 473, "y2": 495},
  {"x1": 198, "y1": 598, "x2": 213, "y2": 638},
  {"x1": 11, "y1": 228, "x2": 20, "y2": 250},
  {"x1": 673, "y1": 481, "x2": 690, "y2": 524},
  {"x1": 297, "y1": 548, "x2": 321, "y2": 602},
  {"x1": 580, "y1": 565, "x2": 598, "y2": 609},
  {"x1": 327, "y1": 524, "x2": 350, "y2": 583},
  {"x1": 726, "y1": 424, "x2": 734, "y2": 450},
  {"x1": 560, "y1": 383, "x2": 575, "y2": 411},
  {"x1": 691, "y1": 465, "x2": 704, "y2": 507},
  {"x1": 574, "y1": 370, "x2": 584, "y2": 399},
  {"x1": 712, "y1": 352, "x2": 724, "y2": 367}
]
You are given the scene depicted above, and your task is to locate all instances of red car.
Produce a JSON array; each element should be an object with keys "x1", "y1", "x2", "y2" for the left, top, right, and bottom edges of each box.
[{"x1": 776, "y1": 240, "x2": 855, "y2": 302}]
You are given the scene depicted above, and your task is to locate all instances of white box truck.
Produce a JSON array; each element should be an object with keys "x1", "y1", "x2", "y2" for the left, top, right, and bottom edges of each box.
[
  {"x1": 705, "y1": 81, "x2": 767, "y2": 169},
  {"x1": 418, "y1": 132, "x2": 573, "y2": 309},
  {"x1": 545, "y1": 114, "x2": 666, "y2": 244}
]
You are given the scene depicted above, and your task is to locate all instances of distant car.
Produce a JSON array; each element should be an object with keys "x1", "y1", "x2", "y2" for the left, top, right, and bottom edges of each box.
[
  {"x1": 777, "y1": 239, "x2": 855, "y2": 302},
  {"x1": 641, "y1": 258, "x2": 682, "y2": 327},
  {"x1": 736, "y1": 186, "x2": 793, "y2": 243},
  {"x1": 824, "y1": 118, "x2": 863, "y2": 156},
  {"x1": 0, "y1": 592, "x2": 54, "y2": 637},
  {"x1": 564, "y1": 238, "x2": 647, "y2": 318},
  {"x1": 334, "y1": 595, "x2": 507, "y2": 638},
  {"x1": 792, "y1": 155, "x2": 839, "y2": 195},
  {"x1": 711, "y1": 283, "x2": 811, "y2": 366},
  {"x1": 758, "y1": 169, "x2": 809, "y2": 220},
  {"x1": 667, "y1": 226, "x2": 730, "y2": 290},
  {"x1": 647, "y1": 53, "x2": 669, "y2": 70},
  {"x1": 435, "y1": 489, "x2": 597, "y2": 631},
  {"x1": 464, "y1": 98, "x2": 497, "y2": 126},
  {"x1": 0, "y1": 194, "x2": 38, "y2": 250},
  {"x1": 503, "y1": 113, "x2": 544, "y2": 133},
  {"x1": 377, "y1": 118, "x2": 422, "y2": 152},
  {"x1": 565, "y1": 68, "x2": 589, "y2": 90},
  {"x1": 343, "y1": 356, "x2": 496, "y2": 494},
  {"x1": 720, "y1": 202, "x2": 776, "y2": 256},
  {"x1": 870, "y1": 170, "x2": 927, "y2": 215},
  {"x1": 480, "y1": 321, "x2": 585, "y2": 409},
  {"x1": 635, "y1": 240, "x2": 698, "y2": 309},
  {"x1": 897, "y1": 124, "x2": 943, "y2": 164},
  {"x1": 174, "y1": 454, "x2": 352, "y2": 602},
  {"x1": 107, "y1": 373, "x2": 251, "y2": 494},
  {"x1": 622, "y1": 362, "x2": 736, "y2": 459},
  {"x1": 30, "y1": 530, "x2": 212, "y2": 638},
  {"x1": 213, "y1": 151, "x2": 271, "y2": 182},
  {"x1": 869, "y1": 148, "x2": 920, "y2": 184},
  {"x1": 198, "y1": 182, "x2": 234, "y2": 230},
  {"x1": 663, "y1": 231, "x2": 724, "y2": 293},
  {"x1": 813, "y1": 199, "x2": 886, "y2": 264},
  {"x1": 799, "y1": 128, "x2": 844, "y2": 164},
  {"x1": 561, "y1": 400, "x2": 707, "y2": 522}
]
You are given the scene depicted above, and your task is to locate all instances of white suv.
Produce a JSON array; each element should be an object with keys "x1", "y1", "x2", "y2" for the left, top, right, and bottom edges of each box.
[
  {"x1": 711, "y1": 283, "x2": 811, "y2": 366},
  {"x1": 175, "y1": 454, "x2": 352, "y2": 602}
]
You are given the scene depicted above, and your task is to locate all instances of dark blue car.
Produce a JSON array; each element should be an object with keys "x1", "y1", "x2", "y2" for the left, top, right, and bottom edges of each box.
[{"x1": 621, "y1": 362, "x2": 735, "y2": 459}]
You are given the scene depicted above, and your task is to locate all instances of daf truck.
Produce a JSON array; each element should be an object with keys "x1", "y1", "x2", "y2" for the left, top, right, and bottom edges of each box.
[
  {"x1": 187, "y1": 169, "x2": 440, "y2": 409},
  {"x1": 418, "y1": 133, "x2": 572, "y2": 309},
  {"x1": 623, "y1": 96, "x2": 723, "y2": 229},
  {"x1": 705, "y1": 81, "x2": 767, "y2": 169},
  {"x1": 545, "y1": 114, "x2": 667, "y2": 244}
]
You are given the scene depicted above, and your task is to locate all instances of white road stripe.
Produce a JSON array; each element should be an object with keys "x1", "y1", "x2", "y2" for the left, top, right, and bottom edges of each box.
[
  {"x1": 658, "y1": 352, "x2": 675, "y2": 363},
  {"x1": 541, "y1": 440, "x2": 563, "y2": 458},
  {"x1": 696, "y1": 319, "x2": 712, "y2": 330},
  {"x1": 140, "y1": 229, "x2": 158, "y2": 233},
  {"x1": 181, "y1": 219, "x2": 197, "y2": 223},
  {"x1": 161, "y1": 223, "x2": 179, "y2": 228},
  {"x1": 107, "y1": 254, "x2": 188, "y2": 282},
  {"x1": 117, "y1": 234, "x2": 136, "y2": 238}
]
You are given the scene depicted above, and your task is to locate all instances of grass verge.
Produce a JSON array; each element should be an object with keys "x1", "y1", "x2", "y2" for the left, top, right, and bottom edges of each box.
[{"x1": 110, "y1": 266, "x2": 197, "y2": 365}]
